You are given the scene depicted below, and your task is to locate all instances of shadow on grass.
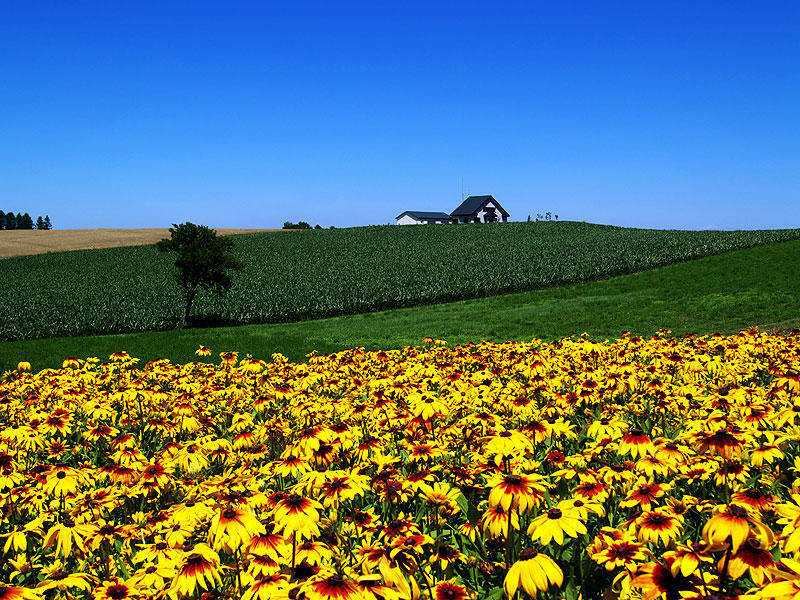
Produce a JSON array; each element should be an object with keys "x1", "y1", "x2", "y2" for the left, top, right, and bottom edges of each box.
[{"x1": 187, "y1": 314, "x2": 241, "y2": 328}]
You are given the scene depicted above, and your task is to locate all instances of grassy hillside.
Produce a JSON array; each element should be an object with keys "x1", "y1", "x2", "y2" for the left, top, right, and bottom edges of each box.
[
  {"x1": 1, "y1": 221, "x2": 799, "y2": 342},
  {"x1": 3, "y1": 238, "x2": 799, "y2": 371}
]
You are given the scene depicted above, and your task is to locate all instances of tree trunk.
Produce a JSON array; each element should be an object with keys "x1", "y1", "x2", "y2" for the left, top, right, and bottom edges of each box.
[{"x1": 182, "y1": 287, "x2": 197, "y2": 328}]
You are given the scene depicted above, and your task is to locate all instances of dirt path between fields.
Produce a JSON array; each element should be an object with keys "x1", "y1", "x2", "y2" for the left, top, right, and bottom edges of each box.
[{"x1": 0, "y1": 228, "x2": 289, "y2": 258}]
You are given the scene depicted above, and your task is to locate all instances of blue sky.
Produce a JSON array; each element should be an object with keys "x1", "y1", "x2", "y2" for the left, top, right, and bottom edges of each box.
[{"x1": 2, "y1": 2, "x2": 799, "y2": 229}]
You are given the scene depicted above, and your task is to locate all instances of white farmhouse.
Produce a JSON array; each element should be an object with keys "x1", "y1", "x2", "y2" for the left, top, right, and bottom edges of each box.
[
  {"x1": 450, "y1": 195, "x2": 509, "y2": 223},
  {"x1": 396, "y1": 195, "x2": 510, "y2": 225}
]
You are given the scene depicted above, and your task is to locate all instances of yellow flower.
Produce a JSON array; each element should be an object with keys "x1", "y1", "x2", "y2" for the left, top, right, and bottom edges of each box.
[
  {"x1": 208, "y1": 505, "x2": 266, "y2": 553},
  {"x1": 527, "y1": 505, "x2": 587, "y2": 546},
  {"x1": 504, "y1": 548, "x2": 563, "y2": 597}
]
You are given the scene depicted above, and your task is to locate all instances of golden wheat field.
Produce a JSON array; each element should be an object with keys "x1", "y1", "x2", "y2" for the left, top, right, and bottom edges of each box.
[
  {"x1": 2, "y1": 330, "x2": 800, "y2": 599},
  {"x1": 0, "y1": 229, "x2": 285, "y2": 259}
]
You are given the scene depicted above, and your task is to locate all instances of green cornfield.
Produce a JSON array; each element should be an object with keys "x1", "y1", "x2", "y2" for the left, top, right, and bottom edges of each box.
[{"x1": 2, "y1": 221, "x2": 799, "y2": 342}]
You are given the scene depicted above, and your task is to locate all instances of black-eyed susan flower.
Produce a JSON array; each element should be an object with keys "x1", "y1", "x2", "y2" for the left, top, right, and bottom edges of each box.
[
  {"x1": 42, "y1": 517, "x2": 92, "y2": 557},
  {"x1": 304, "y1": 572, "x2": 363, "y2": 600},
  {"x1": 208, "y1": 505, "x2": 266, "y2": 553},
  {"x1": 618, "y1": 428, "x2": 655, "y2": 458},
  {"x1": 572, "y1": 478, "x2": 609, "y2": 503},
  {"x1": 663, "y1": 542, "x2": 713, "y2": 578},
  {"x1": 486, "y1": 472, "x2": 545, "y2": 513},
  {"x1": 527, "y1": 505, "x2": 587, "y2": 546},
  {"x1": 590, "y1": 533, "x2": 650, "y2": 572},
  {"x1": 272, "y1": 493, "x2": 322, "y2": 540},
  {"x1": 481, "y1": 502, "x2": 519, "y2": 539},
  {"x1": 503, "y1": 548, "x2": 563, "y2": 597},
  {"x1": 241, "y1": 573, "x2": 289, "y2": 600},
  {"x1": 694, "y1": 428, "x2": 745, "y2": 460},
  {"x1": 219, "y1": 351, "x2": 238, "y2": 367},
  {"x1": 631, "y1": 560, "x2": 699, "y2": 600},
  {"x1": 752, "y1": 558, "x2": 800, "y2": 600},
  {"x1": 775, "y1": 494, "x2": 800, "y2": 554},
  {"x1": 727, "y1": 537, "x2": 776, "y2": 586},
  {"x1": 433, "y1": 580, "x2": 473, "y2": 600},
  {"x1": 93, "y1": 579, "x2": 142, "y2": 600},
  {"x1": 0, "y1": 585, "x2": 38, "y2": 600},
  {"x1": 620, "y1": 479, "x2": 670, "y2": 510},
  {"x1": 36, "y1": 562, "x2": 92, "y2": 594},
  {"x1": 702, "y1": 504, "x2": 771, "y2": 552},
  {"x1": 633, "y1": 509, "x2": 684, "y2": 547},
  {"x1": 170, "y1": 544, "x2": 222, "y2": 598}
]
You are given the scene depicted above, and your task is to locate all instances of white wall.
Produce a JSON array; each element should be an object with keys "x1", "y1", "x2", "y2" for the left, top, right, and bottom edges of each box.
[
  {"x1": 397, "y1": 214, "x2": 423, "y2": 225},
  {"x1": 477, "y1": 201, "x2": 507, "y2": 222}
]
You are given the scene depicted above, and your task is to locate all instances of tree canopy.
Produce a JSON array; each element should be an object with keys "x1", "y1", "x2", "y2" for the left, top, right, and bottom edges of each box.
[{"x1": 156, "y1": 222, "x2": 243, "y2": 327}]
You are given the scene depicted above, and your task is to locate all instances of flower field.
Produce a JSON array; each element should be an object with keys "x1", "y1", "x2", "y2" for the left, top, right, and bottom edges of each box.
[{"x1": 2, "y1": 330, "x2": 800, "y2": 600}]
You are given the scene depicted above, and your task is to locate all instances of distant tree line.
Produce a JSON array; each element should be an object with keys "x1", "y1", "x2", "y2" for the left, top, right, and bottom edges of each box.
[
  {"x1": 283, "y1": 221, "x2": 328, "y2": 230},
  {"x1": 0, "y1": 211, "x2": 52, "y2": 230}
]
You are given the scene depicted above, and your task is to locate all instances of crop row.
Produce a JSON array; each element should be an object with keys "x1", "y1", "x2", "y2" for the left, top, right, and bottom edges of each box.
[{"x1": 1, "y1": 221, "x2": 799, "y2": 341}]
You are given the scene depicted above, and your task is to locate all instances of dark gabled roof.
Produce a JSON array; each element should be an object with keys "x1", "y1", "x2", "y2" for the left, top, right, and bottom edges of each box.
[
  {"x1": 396, "y1": 211, "x2": 453, "y2": 220},
  {"x1": 450, "y1": 195, "x2": 509, "y2": 217}
]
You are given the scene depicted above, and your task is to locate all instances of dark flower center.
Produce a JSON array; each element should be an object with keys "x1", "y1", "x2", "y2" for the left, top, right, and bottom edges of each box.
[
  {"x1": 99, "y1": 524, "x2": 116, "y2": 535},
  {"x1": 505, "y1": 475, "x2": 522, "y2": 485},
  {"x1": 285, "y1": 494, "x2": 304, "y2": 507},
  {"x1": 223, "y1": 508, "x2": 237, "y2": 519},
  {"x1": 145, "y1": 566, "x2": 157, "y2": 574},
  {"x1": 51, "y1": 569, "x2": 68, "y2": 580},
  {"x1": 156, "y1": 542, "x2": 168, "y2": 550},
  {"x1": 547, "y1": 508, "x2": 562, "y2": 520},
  {"x1": 107, "y1": 584, "x2": 129, "y2": 599},
  {"x1": 56, "y1": 471, "x2": 67, "y2": 479},
  {"x1": 518, "y1": 547, "x2": 539, "y2": 560},
  {"x1": 612, "y1": 544, "x2": 636, "y2": 558},
  {"x1": 729, "y1": 506, "x2": 748, "y2": 518},
  {"x1": 326, "y1": 574, "x2": 345, "y2": 586},
  {"x1": 186, "y1": 553, "x2": 204, "y2": 565}
]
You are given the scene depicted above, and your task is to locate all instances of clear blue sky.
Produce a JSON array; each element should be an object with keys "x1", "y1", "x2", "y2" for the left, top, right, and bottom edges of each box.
[{"x1": 2, "y1": 1, "x2": 799, "y2": 230}]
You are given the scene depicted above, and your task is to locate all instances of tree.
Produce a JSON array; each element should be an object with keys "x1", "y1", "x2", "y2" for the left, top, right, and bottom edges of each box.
[
  {"x1": 5, "y1": 212, "x2": 17, "y2": 230},
  {"x1": 44, "y1": 215, "x2": 52, "y2": 230},
  {"x1": 18, "y1": 212, "x2": 34, "y2": 229},
  {"x1": 36, "y1": 216, "x2": 45, "y2": 230},
  {"x1": 0, "y1": 211, "x2": 5, "y2": 230},
  {"x1": 156, "y1": 223, "x2": 243, "y2": 327}
]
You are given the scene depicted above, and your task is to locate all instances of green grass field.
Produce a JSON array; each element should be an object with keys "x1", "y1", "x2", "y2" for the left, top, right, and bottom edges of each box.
[
  {"x1": 1, "y1": 221, "x2": 799, "y2": 342},
  {"x1": 3, "y1": 238, "x2": 798, "y2": 371}
]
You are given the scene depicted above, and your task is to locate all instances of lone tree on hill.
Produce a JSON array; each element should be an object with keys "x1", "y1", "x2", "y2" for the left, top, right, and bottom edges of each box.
[{"x1": 156, "y1": 223, "x2": 243, "y2": 327}]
